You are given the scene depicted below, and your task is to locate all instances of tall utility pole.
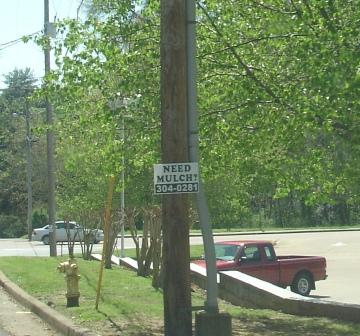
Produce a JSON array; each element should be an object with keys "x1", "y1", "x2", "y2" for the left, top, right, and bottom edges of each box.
[
  {"x1": 160, "y1": 0, "x2": 192, "y2": 334},
  {"x1": 25, "y1": 101, "x2": 33, "y2": 241},
  {"x1": 120, "y1": 116, "x2": 125, "y2": 258},
  {"x1": 44, "y1": 0, "x2": 57, "y2": 256}
]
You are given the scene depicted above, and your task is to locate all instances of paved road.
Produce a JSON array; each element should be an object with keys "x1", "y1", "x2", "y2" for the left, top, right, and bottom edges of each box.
[
  {"x1": 0, "y1": 286, "x2": 61, "y2": 336},
  {"x1": 0, "y1": 230, "x2": 359, "y2": 305},
  {"x1": 206, "y1": 230, "x2": 360, "y2": 305},
  {"x1": 0, "y1": 239, "x2": 105, "y2": 257},
  {"x1": 0, "y1": 324, "x2": 8, "y2": 336}
]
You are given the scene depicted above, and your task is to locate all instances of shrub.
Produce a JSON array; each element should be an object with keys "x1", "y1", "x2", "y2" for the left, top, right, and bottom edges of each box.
[{"x1": 0, "y1": 215, "x2": 25, "y2": 238}]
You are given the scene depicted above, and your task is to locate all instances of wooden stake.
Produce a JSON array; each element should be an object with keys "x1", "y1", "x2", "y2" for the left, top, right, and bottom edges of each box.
[{"x1": 95, "y1": 175, "x2": 115, "y2": 310}]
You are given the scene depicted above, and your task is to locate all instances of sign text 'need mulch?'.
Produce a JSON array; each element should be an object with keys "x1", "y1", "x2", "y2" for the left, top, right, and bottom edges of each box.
[{"x1": 154, "y1": 162, "x2": 199, "y2": 194}]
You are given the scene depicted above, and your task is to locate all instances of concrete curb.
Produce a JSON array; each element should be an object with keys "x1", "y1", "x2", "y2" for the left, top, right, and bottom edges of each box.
[
  {"x1": 0, "y1": 271, "x2": 94, "y2": 336},
  {"x1": 194, "y1": 227, "x2": 360, "y2": 237}
]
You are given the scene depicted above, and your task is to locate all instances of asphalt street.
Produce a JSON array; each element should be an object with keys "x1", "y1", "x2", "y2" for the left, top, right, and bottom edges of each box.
[
  {"x1": 0, "y1": 286, "x2": 61, "y2": 336},
  {"x1": 0, "y1": 326, "x2": 8, "y2": 336}
]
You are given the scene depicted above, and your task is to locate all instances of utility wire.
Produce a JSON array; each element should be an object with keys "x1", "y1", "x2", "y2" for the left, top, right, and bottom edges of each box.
[{"x1": 0, "y1": 31, "x2": 41, "y2": 51}]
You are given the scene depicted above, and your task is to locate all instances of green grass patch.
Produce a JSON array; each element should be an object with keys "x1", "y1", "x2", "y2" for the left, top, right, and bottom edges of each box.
[
  {"x1": 191, "y1": 224, "x2": 360, "y2": 234},
  {"x1": 115, "y1": 245, "x2": 204, "y2": 260},
  {"x1": 0, "y1": 257, "x2": 359, "y2": 335}
]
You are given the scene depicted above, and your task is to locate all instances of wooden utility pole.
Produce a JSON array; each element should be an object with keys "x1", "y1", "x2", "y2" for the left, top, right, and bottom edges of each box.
[
  {"x1": 25, "y1": 101, "x2": 33, "y2": 241},
  {"x1": 160, "y1": 0, "x2": 192, "y2": 335},
  {"x1": 44, "y1": 0, "x2": 57, "y2": 256}
]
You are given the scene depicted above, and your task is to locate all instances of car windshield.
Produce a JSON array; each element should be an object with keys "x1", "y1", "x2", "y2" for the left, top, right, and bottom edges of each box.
[{"x1": 214, "y1": 244, "x2": 240, "y2": 261}]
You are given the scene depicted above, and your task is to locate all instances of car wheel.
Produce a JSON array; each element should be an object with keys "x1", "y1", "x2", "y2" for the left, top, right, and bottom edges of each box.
[
  {"x1": 42, "y1": 235, "x2": 50, "y2": 245},
  {"x1": 291, "y1": 272, "x2": 312, "y2": 296}
]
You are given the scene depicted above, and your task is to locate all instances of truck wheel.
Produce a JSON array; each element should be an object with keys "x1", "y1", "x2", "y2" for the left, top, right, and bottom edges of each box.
[
  {"x1": 291, "y1": 272, "x2": 312, "y2": 296},
  {"x1": 42, "y1": 235, "x2": 50, "y2": 245}
]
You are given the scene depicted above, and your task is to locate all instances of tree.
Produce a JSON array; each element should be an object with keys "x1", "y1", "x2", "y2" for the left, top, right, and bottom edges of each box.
[
  {"x1": 196, "y1": 0, "x2": 360, "y2": 226},
  {"x1": 0, "y1": 68, "x2": 44, "y2": 237},
  {"x1": 36, "y1": 2, "x2": 161, "y2": 226},
  {"x1": 35, "y1": 0, "x2": 360, "y2": 236}
]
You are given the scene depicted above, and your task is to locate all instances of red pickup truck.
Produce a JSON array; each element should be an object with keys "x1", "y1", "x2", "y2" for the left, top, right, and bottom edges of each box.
[{"x1": 193, "y1": 240, "x2": 327, "y2": 296}]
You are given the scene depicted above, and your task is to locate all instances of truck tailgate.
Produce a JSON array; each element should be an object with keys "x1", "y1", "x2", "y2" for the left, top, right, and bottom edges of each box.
[{"x1": 277, "y1": 255, "x2": 327, "y2": 285}]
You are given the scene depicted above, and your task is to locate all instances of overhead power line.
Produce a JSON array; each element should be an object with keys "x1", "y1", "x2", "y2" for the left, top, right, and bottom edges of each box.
[{"x1": 0, "y1": 31, "x2": 41, "y2": 52}]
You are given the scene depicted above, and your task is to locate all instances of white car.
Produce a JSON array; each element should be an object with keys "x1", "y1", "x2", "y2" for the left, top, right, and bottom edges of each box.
[{"x1": 32, "y1": 221, "x2": 104, "y2": 245}]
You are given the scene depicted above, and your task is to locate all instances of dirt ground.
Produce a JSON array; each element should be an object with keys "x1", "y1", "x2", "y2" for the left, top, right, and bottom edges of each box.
[{"x1": 0, "y1": 287, "x2": 62, "y2": 336}]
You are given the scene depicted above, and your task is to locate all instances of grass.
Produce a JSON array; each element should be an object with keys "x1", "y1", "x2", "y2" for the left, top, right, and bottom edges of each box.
[
  {"x1": 151, "y1": 224, "x2": 360, "y2": 234},
  {"x1": 114, "y1": 245, "x2": 204, "y2": 260},
  {"x1": 0, "y1": 257, "x2": 359, "y2": 335},
  {"x1": 192, "y1": 224, "x2": 360, "y2": 233}
]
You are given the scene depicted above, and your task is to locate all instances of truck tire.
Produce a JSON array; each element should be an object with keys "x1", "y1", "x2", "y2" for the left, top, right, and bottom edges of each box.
[
  {"x1": 291, "y1": 272, "x2": 312, "y2": 296},
  {"x1": 42, "y1": 235, "x2": 50, "y2": 245}
]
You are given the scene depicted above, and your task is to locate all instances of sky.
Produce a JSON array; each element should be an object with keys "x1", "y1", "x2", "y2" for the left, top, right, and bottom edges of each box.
[{"x1": 0, "y1": 0, "x2": 84, "y2": 89}]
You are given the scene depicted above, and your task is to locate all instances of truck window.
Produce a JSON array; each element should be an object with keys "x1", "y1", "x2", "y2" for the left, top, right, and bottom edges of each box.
[
  {"x1": 215, "y1": 244, "x2": 239, "y2": 261},
  {"x1": 264, "y1": 245, "x2": 275, "y2": 261},
  {"x1": 243, "y1": 245, "x2": 261, "y2": 261}
]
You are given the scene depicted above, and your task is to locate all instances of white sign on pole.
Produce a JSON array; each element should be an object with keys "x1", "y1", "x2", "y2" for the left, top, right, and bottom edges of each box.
[{"x1": 154, "y1": 162, "x2": 199, "y2": 194}]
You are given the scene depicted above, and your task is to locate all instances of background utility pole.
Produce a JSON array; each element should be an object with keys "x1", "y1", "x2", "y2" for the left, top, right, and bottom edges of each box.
[
  {"x1": 25, "y1": 101, "x2": 33, "y2": 241},
  {"x1": 160, "y1": 0, "x2": 192, "y2": 334},
  {"x1": 120, "y1": 116, "x2": 126, "y2": 258},
  {"x1": 44, "y1": 0, "x2": 56, "y2": 256}
]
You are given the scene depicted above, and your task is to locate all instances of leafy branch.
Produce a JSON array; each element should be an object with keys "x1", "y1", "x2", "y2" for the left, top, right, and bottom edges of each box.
[{"x1": 198, "y1": 2, "x2": 282, "y2": 105}]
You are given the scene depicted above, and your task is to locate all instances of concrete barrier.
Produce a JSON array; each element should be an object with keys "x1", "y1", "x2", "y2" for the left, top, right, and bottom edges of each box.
[
  {"x1": 189, "y1": 263, "x2": 360, "y2": 323},
  {"x1": 219, "y1": 271, "x2": 360, "y2": 323},
  {"x1": 190, "y1": 263, "x2": 219, "y2": 290},
  {"x1": 91, "y1": 253, "x2": 125, "y2": 266}
]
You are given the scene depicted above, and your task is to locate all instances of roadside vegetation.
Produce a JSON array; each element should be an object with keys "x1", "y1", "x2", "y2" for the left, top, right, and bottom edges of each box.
[
  {"x1": 1, "y1": 1, "x2": 360, "y2": 238},
  {"x1": 0, "y1": 1, "x2": 359, "y2": 333},
  {"x1": 0, "y1": 256, "x2": 359, "y2": 336}
]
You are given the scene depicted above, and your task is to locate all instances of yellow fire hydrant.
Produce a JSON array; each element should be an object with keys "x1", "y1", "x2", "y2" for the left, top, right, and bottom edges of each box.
[{"x1": 57, "y1": 256, "x2": 80, "y2": 307}]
